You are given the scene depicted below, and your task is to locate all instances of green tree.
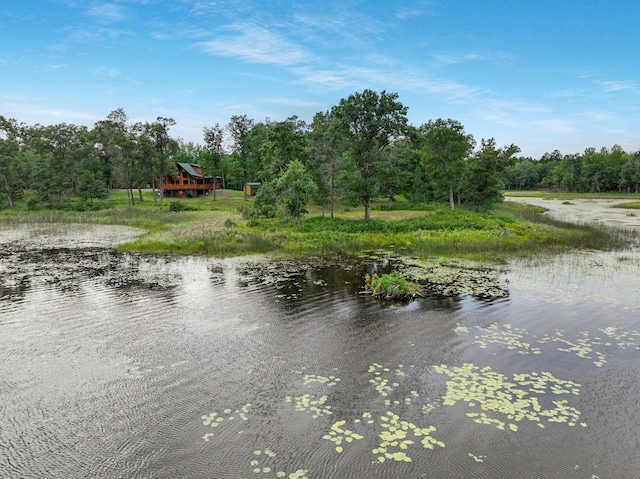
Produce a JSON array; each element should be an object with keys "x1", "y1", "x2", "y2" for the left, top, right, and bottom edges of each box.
[
  {"x1": 149, "y1": 116, "x2": 177, "y2": 205},
  {"x1": 275, "y1": 159, "x2": 317, "y2": 226},
  {"x1": 227, "y1": 114, "x2": 255, "y2": 199},
  {"x1": 464, "y1": 138, "x2": 520, "y2": 211},
  {"x1": 419, "y1": 118, "x2": 474, "y2": 209},
  {"x1": 309, "y1": 111, "x2": 343, "y2": 218},
  {"x1": 203, "y1": 123, "x2": 225, "y2": 200},
  {"x1": 328, "y1": 89, "x2": 408, "y2": 220},
  {"x1": 0, "y1": 116, "x2": 26, "y2": 208}
]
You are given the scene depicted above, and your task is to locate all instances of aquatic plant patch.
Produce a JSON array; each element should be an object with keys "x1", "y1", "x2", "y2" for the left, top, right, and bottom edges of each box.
[
  {"x1": 434, "y1": 364, "x2": 586, "y2": 431},
  {"x1": 201, "y1": 403, "x2": 251, "y2": 441},
  {"x1": 474, "y1": 323, "x2": 542, "y2": 355},
  {"x1": 250, "y1": 449, "x2": 309, "y2": 478},
  {"x1": 458, "y1": 321, "x2": 640, "y2": 367}
]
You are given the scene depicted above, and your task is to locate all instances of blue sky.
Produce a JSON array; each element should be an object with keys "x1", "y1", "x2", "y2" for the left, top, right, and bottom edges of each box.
[{"x1": 1, "y1": 0, "x2": 638, "y2": 158}]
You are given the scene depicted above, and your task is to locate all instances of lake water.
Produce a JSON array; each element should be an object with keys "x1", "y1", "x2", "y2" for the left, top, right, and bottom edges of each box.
[{"x1": 1, "y1": 216, "x2": 640, "y2": 479}]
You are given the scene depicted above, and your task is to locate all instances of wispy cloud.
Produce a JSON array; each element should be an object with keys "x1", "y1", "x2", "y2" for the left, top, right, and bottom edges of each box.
[
  {"x1": 200, "y1": 24, "x2": 309, "y2": 65},
  {"x1": 434, "y1": 53, "x2": 486, "y2": 65},
  {"x1": 396, "y1": 3, "x2": 433, "y2": 20},
  {"x1": 86, "y1": 3, "x2": 129, "y2": 23},
  {"x1": 93, "y1": 66, "x2": 121, "y2": 77},
  {"x1": 292, "y1": 64, "x2": 483, "y2": 104},
  {"x1": 262, "y1": 97, "x2": 325, "y2": 109},
  {"x1": 594, "y1": 80, "x2": 637, "y2": 92}
]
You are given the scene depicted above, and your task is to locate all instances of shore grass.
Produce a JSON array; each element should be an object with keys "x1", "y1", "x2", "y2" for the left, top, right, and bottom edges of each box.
[{"x1": 0, "y1": 190, "x2": 632, "y2": 261}]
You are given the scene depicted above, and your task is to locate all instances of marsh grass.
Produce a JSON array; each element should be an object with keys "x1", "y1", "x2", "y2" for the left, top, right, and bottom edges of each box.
[
  {"x1": 613, "y1": 201, "x2": 640, "y2": 210},
  {"x1": 1, "y1": 189, "x2": 633, "y2": 261}
]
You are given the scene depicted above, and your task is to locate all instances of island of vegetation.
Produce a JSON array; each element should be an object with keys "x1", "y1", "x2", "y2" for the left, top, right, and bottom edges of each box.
[{"x1": 1, "y1": 90, "x2": 638, "y2": 300}]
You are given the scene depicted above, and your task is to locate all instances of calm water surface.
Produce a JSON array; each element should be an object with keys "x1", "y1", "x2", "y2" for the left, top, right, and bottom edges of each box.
[{"x1": 1, "y1": 224, "x2": 640, "y2": 478}]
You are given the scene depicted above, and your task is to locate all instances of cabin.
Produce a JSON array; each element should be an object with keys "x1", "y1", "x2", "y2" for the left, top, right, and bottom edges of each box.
[
  {"x1": 244, "y1": 182, "x2": 262, "y2": 196},
  {"x1": 161, "y1": 162, "x2": 221, "y2": 198}
]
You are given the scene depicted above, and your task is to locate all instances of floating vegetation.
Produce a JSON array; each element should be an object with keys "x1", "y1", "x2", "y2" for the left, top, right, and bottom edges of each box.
[
  {"x1": 458, "y1": 321, "x2": 640, "y2": 367},
  {"x1": 474, "y1": 323, "x2": 542, "y2": 355},
  {"x1": 468, "y1": 452, "x2": 487, "y2": 463},
  {"x1": 539, "y1": 330, "x2": 607, "y2": 367},
  {"x1": 368, "y1": 363, "x2": 405, "y2": 397},
  {"x1": 250, "y1": 449, "x2": 309, "y2": 478},
  {"x1": 322, "y1": 419, "x2": 364, "y2": 453},
  {"x1": 373, "y1": 411, "x2": 445, "y2": 463},
  {"x1": 201, "y1": 403, "x2": 251, "y2": 441},
  {"x1": 434, "y1": 364, "x2": 586, "y2": 431},
  {"x1": 301, "y1": 374, "x2": 341, "y2": 387},
  {"x1": 112, "y1": 355, "x2": 144, "y2": 378},
  {"x1": 362, "y1": 272, "x2": 423, "y2": 301},
  {"x1": 396, "y1": 259, "x2": 509, "y2": 300},
  {"x1": 285, "y1": 394, "x2": 332, "y2": 418}
]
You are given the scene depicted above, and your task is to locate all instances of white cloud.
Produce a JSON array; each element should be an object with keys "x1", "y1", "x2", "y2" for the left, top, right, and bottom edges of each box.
[
  {"x1": 200, "y1": 24, "x2": 309, "y2": 65},
  {"x1": 434, "y1": 53, "x2": 486, "y2": 65},
  {"x1": 86, "y1": 3, "x2": 129, "y2": 22},
  {"x1": 397, "y1": 4, "x2": 433, "y2": 20},
  {"x1": 93, "y1": 66, "x2": 121, "y2": 77},
  {"x1": 594, "y1": 80, "x2": 637, "y2": 92}
]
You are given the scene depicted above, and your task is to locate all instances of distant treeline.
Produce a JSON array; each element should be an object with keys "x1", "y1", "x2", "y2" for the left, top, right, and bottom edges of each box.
[{"x1": 1, "y1": 89, "x2": 638, "y2": 217}]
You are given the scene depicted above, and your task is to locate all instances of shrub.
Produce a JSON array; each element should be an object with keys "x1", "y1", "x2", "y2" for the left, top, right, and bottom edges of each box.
[
  {"x1": 364, "y1": 272, "x2": 421, "y2": 300},
  {"x1": 169, "y1": 201, "x2": 187, "y2": 212}
]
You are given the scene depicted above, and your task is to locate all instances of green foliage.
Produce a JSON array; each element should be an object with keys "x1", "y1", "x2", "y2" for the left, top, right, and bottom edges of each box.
[
  {"x1": 242, "y1": 183, "x2": 278, "y2": 219},
  {"x1": 419, "y1": 118, "x2": 475, "y2": 209},
  {"x1": 275, "y1": 160, "x2": 317, "y2": 222},
  {"x1": 465, "y1": 138, "x2": 520, "y2": 211},
  {"x1": 329, "y1": 89, "x2": 409, "y2": 220},
  {"x1": 169, "y1": 200, "x2": 188, "y2": 212},
  {"x1": 365, "y1": 272, "x2": 420, "y2": 299}
]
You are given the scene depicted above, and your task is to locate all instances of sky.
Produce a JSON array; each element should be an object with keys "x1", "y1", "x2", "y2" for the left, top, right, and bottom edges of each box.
[{"x1": 1, "y1": 0, "x2": 638, "y2": 158}]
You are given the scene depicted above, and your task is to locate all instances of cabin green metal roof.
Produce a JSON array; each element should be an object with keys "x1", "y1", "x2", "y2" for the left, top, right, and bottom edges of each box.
[{"x1": 177, "y1": 162, "x2": 203, "y2": 178}]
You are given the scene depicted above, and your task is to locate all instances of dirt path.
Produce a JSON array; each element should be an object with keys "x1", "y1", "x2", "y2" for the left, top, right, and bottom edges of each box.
[{"x1": 505, "y1": 196, "x2": 640, "y2": 231}]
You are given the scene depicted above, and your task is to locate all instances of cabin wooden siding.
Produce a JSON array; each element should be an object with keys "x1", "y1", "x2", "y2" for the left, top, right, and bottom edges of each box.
[
  {"x1": 244, "y1": 182, "x2": 261, "y2": 196},
  {"x1": 161, "y1": 163, "x2": 221, "y2": 198}
]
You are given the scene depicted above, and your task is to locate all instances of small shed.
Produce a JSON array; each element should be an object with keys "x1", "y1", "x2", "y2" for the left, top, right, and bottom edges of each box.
[{"x1": 244, "y1": 182, "x2": 262, "y2": 196}]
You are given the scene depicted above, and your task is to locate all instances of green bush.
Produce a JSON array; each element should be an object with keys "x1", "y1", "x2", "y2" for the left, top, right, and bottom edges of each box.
[
  {"x1": 365, "y1": 272, "x2": 421, "y2": 299},
  {"x1": 169, "y1": 201, "x2": 187, "y2": 212}
]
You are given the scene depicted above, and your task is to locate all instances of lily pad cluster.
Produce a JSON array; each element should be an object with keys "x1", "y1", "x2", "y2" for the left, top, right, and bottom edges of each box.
[
  {"x1": 368, "y1": 363, "x2": 405, "y2": 397},
  {"x1": 284, "y1": 394, "x2": 332, "y2": 418},
  {"x1": 397, "y1": 260, "x2": 509, "y2": 299},
  {"x1": 112, "y1": 355, "x2": 144, "y2": 379},
  {"x1": 373, "y1": 411, "x2": 445, "y2": 463},
  {"x1": 460, "y1": 322, "x2": 640, "y2": 368},
  {"x1": 301, "y1": 374, "x2": 341, "y2": 387},
  {"x1": 201, "y1": 403, "x2": 251, "y2": 441},
  {"x1": 322, "y1": 419, "x2": 364, "y2": 453},
  {"x1": 474, "y1": 323, "x2": 541, "y2": 355},
  {"x1": 250, "y1": 449, "x2": 309, "y2": 479},
  {"x1": 434, "y1": 364, "x2": 586, "y2": 431}
]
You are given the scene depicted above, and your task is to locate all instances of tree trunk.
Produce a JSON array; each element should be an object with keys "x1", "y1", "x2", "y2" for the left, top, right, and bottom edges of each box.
[
  {"x1": 2, "y1": 176, "x2": 12, "y2": 208},
  {"x1": 449, "y1": 187, "x2": 455, "y2": 210},
  {"x1": 138, "y1": 188, "x2": 143, "y2": 202},
  {"x1": 364, "y1": 199, "x2": 371, "y2": 221},
  {"x1": 330, "y1": 167, "x2": 335, "y2": 219}
]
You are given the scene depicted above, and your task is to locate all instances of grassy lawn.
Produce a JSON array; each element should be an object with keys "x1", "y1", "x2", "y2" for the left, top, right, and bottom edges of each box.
[{"x1": 0, "y1": 189, "x2": 632, "y2": 262}]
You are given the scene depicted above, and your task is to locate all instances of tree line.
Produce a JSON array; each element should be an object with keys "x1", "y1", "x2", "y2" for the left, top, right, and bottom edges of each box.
[{"x1": 1, "y1": 90, "x2": 638, "y2": 219}]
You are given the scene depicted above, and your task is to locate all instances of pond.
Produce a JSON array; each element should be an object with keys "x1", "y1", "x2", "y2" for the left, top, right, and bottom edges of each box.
[{"x1": 1, "y1": 215, "x2": 640, "y2": 479}]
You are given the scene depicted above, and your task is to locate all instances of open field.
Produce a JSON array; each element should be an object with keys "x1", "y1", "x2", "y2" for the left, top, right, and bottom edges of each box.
[{"x1": 0, "y1": 190, "x2": 634, "y2": 261}]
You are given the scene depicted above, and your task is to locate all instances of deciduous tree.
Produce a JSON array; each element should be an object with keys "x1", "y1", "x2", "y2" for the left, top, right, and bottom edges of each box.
[{"x1": 328, "y1": 89, "x2": 408, "y2": 220}]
